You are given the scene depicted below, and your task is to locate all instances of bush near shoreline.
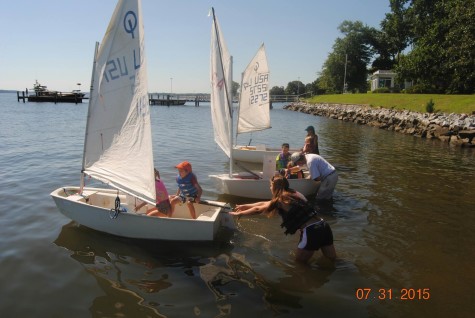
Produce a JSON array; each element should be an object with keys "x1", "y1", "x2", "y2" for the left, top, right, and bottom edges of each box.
[{"x1": 285, "y1": 101, "x2": 475, "y2": 148}]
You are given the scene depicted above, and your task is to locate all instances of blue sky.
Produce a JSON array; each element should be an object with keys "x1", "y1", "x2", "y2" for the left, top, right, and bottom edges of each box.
[{"x1": 1, "y1": 0, "x2": 391, "y2": 93}]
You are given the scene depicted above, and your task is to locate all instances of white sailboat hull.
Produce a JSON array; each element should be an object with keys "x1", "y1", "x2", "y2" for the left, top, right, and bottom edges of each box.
[
  {"x1": 51, "y1": 187, "x2": 234, "y2": 241},
  {"x1": 233, "y1": 145, "x2": 300, "y2": 163},
  {"x1": 209, "y1": 172, "x2": 319, "y2": 199}
]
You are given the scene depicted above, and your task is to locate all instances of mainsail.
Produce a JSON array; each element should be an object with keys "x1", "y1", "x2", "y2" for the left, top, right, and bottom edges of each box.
[
  {"x1": 237, "y1": 44, "x2": 270, "y2": 134},
  {"x1": 210, "y1": 7, "x2": 233, "y2": 158},
  {"x1": 81, "y1": 0, "x2": 155, "y2": 204}
]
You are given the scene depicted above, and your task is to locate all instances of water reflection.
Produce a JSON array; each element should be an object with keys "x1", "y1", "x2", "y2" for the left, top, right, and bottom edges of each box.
[
  {"x1": 54, "y1": 222, "x2": 234, "y2": 317},
  {"x1": 54, "y1": 222, "x2": 345, "y2": 317}
]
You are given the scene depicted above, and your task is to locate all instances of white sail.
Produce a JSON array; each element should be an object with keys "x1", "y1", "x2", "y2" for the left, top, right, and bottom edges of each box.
[
  {"x1": 82, "y1": 0, "x2": 155, "y2": 203},
  {"x1": 210, "y1": 8, "x2": 233, "y2": 158},
  {"x1": 237, "y1": 44, "x2": 270, "y2": 134}
]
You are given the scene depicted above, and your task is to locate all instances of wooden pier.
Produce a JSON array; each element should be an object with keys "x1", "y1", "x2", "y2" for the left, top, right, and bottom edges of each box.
[
  {"x1": 149, "y1": 93, "x2": 187, "y2": 106},
  {"x1": 147, "y1": 94, "x2": 298, "y2": 107}
]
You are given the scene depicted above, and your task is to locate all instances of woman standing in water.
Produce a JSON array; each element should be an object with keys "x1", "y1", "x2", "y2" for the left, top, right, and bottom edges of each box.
[{"x1": 230, "y1": 175, "x2": 336, "y2": 263}]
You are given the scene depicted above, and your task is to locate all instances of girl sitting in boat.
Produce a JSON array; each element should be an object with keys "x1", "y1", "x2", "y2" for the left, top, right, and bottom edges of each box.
[{"x1": 135, "y1": 168, "x2": 171, "y2": 217}]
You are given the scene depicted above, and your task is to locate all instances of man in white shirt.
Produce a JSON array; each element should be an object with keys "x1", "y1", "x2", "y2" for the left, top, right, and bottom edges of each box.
[{"x1": 291, "y1": 152, "x2": 338, "y2": 201}]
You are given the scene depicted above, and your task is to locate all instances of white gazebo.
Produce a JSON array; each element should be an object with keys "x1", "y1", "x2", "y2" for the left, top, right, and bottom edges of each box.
[{"x1": 370, "y1": 70, "x2": 397, "y2": 91}]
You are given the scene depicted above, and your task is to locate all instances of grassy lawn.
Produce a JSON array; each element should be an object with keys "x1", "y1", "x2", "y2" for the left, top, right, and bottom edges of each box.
[{"x1": 306, "y1": 93, "x2": 475, "y2": 114}]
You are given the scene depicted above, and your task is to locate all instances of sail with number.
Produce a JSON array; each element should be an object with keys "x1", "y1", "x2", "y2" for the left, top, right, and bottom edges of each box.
[
  {"x1": 210, "y1": 7, "x2": 233, "y2": 158},
  {"x1": 208, "y1": 9, "x2": 318, "y2": 199},
  {"x1": 237, "y1": 44, "x2": 270, "y2": 134},
  {"x1": 82, "y1": 0, "x2": 155, "y2": 204}
]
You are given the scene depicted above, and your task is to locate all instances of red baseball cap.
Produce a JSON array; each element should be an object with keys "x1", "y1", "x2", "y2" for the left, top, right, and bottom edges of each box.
[{"x1": 175, "y1": 161, "x2": 192, "y2": 172}]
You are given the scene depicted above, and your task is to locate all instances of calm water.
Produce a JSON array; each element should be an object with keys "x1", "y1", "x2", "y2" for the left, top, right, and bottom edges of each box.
[{"x1": 1, "y1": 92, "x2": 474, "y2": 317}]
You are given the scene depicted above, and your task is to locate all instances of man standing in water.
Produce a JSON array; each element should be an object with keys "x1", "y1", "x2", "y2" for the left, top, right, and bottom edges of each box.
[{"x1": 289, "y1": 152, "x2": 338, "y2": 202}]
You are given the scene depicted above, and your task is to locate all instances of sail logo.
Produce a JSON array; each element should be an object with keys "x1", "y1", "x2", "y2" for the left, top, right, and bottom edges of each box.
[
  {"x1": 103, "y1": 11, "x2": 142, "y2": 83},
  {"x1": 124, "y1": 11, "x2": 138, "y2": 39},
  {"x1": 212, "y1": 72, "x2": 225, "y2": 90}
]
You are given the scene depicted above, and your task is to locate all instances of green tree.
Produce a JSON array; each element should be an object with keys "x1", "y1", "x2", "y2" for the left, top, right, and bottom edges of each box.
[
  {"x1": 317, "y1": 21, "x2": 377, "y2": 93},
  {"x1": 397, "y1": 0, "x2": 475, "y2": 93},
  {"x1": 373, "y1": 0, "x2": 412, "y2": 71},
  {"x1": 232, "y1": 81, "x2": 240, "y2": 97},
  {"x1": 270, "y1": 86, "x2": 285, "y2": 96},
  {"x1": 285, "y1": 81, "x2": 305, "y2": 95}
]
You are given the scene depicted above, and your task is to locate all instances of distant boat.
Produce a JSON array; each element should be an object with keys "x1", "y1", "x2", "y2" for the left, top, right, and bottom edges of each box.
[
  {"x1": 25, "y1": 80, "x2": 85, "y2": 103},
  {"x1": 50, "y1": 0, "x2": 235, "y2": 241}
]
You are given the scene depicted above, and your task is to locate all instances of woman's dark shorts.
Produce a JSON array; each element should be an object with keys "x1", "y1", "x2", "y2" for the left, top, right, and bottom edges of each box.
[{"x1": 298, "y1": 220, "x2": 334, "y2": 250}]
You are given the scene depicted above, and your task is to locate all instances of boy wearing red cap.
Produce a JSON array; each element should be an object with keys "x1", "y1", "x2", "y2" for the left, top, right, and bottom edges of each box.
[{"x1": 169, "y1": 161, "x2": 202, "y2": 219}]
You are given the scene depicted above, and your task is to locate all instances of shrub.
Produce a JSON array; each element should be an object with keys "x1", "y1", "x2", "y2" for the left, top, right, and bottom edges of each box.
[
  {"x1": 372, "y1": 87, "x2": 391, "y2": 93},
  {"x1": 426, "y1": 99, "x2": 435, "y2": 113}
]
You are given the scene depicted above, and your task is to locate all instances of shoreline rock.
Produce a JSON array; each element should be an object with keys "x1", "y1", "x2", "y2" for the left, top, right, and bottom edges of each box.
[{"x1": 284, "y1": 102, "x2": 475, "y2": 148}]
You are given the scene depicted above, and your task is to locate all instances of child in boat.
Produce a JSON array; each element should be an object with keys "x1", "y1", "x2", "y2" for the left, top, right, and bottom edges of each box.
[
  {"x1": 169, "y1": 161, "x2": 202, "y2": 219},
  {"x1": 146, "y1": 168, "x2": 172, "y2": 217},
  {"x1": 276, "y1": 143, "x2": 291, "y2": 170},
  {"x1": 135, "y1": 168, "x2": 171, "y2": 217}
]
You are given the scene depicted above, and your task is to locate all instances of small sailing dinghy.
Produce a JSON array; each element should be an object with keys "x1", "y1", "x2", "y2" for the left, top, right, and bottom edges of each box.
[
  {"x1": 208, "y1": 8, "x2": 318, "y2": 199},
  {"x1": 231, "y1": 44, "x2": 298, "y2": 163},
  {"x1": 50, "y1": 0, "x2": 234, "y2": 241}
]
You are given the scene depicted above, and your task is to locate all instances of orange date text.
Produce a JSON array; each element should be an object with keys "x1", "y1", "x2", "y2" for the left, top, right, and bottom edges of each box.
[{"x1": 355, "y1": 288, "x2": 431, "y2": 300}]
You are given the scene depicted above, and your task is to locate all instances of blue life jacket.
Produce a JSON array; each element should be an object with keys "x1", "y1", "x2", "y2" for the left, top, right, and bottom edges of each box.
[{"x1": 176, "y1": 173, "x2": 198, "y2": 197}]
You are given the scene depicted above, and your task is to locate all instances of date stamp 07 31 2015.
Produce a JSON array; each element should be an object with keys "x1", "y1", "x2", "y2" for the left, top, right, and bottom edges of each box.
[{"x1": 355, "y1": 288, "x2": 431, "y2": 300}]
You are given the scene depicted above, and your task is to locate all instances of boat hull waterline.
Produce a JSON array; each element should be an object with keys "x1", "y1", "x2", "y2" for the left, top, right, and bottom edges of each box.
[{"x1": 209, "y1": 173, "x2": 319, "y2": 199}]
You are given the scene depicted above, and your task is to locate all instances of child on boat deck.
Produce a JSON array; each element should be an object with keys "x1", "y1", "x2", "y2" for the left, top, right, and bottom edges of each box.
[
  {"x1": 135, "y1": 168, "x2": 171, "y2": 217},
  {"x1": 276, "y1": 143, "x2": 291, "y2": 170},
  {"x1": 169, "y1": 161, "x2": 202, "y2": 219}
]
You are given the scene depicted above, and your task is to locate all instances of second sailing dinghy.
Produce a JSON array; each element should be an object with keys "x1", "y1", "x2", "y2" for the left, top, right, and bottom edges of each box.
[
  {"x1": 208, "y1": 8, "x2": 318, "y2": 199},
  {"x1": 50, "y1": 0, "x2": 234, "y2": 241},
  {"x1": 231, "y1": 45, "x2": 298, "y2": 163}
]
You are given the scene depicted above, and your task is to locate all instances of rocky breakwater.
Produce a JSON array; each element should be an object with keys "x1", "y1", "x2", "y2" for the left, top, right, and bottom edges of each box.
[{"x1": 284, "y1": 102, "x2": 475, "y2": 147}]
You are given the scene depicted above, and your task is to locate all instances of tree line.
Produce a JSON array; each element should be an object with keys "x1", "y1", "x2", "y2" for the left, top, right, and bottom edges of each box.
[{"x1": 271, "y1": 0, "x2": 475, "y2": 96}]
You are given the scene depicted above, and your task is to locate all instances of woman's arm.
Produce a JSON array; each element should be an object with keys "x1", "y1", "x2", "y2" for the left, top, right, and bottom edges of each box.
[{"x1": 230, "y1": 200, "x2": 270, "y2": 216}]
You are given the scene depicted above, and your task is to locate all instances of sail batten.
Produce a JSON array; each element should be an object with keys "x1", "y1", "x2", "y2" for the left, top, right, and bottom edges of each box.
[
  {"x1": 237, "y1": 44, "x2": 270, "y2": 134},
  {"x1": 82, "y1": 0, "x2": 155, "y2": 204}
]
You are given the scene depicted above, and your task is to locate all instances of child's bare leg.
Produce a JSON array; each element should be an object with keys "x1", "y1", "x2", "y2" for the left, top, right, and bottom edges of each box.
[
  {"x1": 147, "y1": 208, "x2": 168, "y2": 218},
  {"x1": 169, "y1": 196, "x2": 180, "y2": 218},
  {"x1": 186, "y1": 201, "x2": 197, "y2": 219}
]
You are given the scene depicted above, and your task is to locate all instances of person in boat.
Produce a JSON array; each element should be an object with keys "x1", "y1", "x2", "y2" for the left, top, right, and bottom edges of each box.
[
  {"x1": 144, "y1": 168, "x2": 172, "y2": 217},
  {"x1": 169, "y1": 161, "x2": 202, "y2": 219},
  {"x1": 276, "y1": 143, "x2": 291, "y2": 170},
  {"x1": 303, "y1": 125, "x2": 320, "y2": 155},
  {"x1": 289, "y1": 152, "x2": 338, "y2": 202},
  {"x1": 229, "y1": 175, "x2": 336, "y2": 263},
  {"x1": 275, "y1": 143, "x2": 303, "y2": 179}
]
